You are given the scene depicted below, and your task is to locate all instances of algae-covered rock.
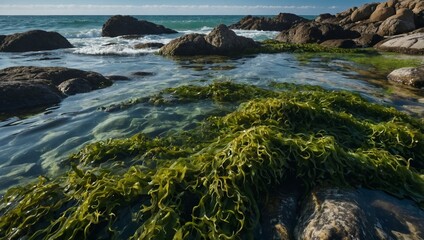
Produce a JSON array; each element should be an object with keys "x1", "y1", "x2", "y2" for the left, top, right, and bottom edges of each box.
[
  {"x1": 1, "y1": 82, "x2": 424, "y2": 240},
  {"x1": 388, "y1": 66, "x2": 424, "y2": 88}
]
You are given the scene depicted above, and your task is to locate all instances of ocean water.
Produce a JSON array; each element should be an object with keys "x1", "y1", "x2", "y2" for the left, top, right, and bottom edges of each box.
[{"x1": 0, "y1": 15, "x2": 423, "y2": 194}]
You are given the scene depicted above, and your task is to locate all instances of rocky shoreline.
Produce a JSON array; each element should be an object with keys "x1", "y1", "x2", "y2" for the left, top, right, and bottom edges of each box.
[{"x1": 0, "y1": 1, "x2": 424, "y2": 239}]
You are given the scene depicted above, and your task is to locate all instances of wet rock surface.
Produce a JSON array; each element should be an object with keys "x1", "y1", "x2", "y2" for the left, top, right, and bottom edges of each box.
[
  {"x1": 102, "y1": 15, "x2": 177, "y2": 37},
  {"x1": 0, "y1": 30, "x2": 73, "y2": 52},
  {"x1": 160, "y1": 24, "x2": 258, "y2": 56},
  {"x1": 387, "y1": 65, "x2": 424, "y2": 88},
  {"x1": 0, "y1": 66, "x2": 112, "y2": 113}
]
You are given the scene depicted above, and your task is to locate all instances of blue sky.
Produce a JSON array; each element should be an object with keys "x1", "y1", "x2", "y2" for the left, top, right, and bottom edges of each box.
[{"x1": 0, "y1": 1, "x2": 382, "y2": 15}]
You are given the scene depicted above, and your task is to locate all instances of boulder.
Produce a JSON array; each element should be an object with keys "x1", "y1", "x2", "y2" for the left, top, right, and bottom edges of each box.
[
  {"x1": 315, "y1": 13, "x2": 335, "y2": 23},
  {"x1": 0, "y1": 30, "x2": 73, "y2": 52},
  {"x1": 102, "y1": 15, "x2": 177, "y2": 37},
  {"x1": 350, "y1": 3, "x2": 379, "y2": 22},
  {"x1": 348, "y1": 21, "x2": 382, "y2": 36},
  {"x1": 377, "y1": 18, "x2": 415, "y2": 36},
  {"x1": 355, "y1": 33, "x2": 384, "y2": 47},
  {"x1": 320, "y1": 39, "x2": 357, "y2": 48},
  {"x1": 387, "y1": 66, "x2": 424, "y2": 88},
  {"x1": 369, "y1": 7, "x2": 396, "y2": 22},
  {"x1": 376, "y1": 31, "x2": 424, "y2": 54},
  {"x1": 394, "y1": 8, "x2": 415, "y2": 22},
  {"x1": 229, "y1": 13, "x2": 309, "y2": 31},
  {"x1": 0, "y1": 80, "x2": 63, "y2": 113},
  {"x1": 276, "y1": 22, "x2": 360, "y2": 44},
  {"x1": 57, "y1": 78, "x2": 92, "y2": 95},
  {"x1": 134, "y1": 42, "x2": 164, "y2": 49},
  {"x1": 160, "y1": 25, "x2": 258, "y2": 56},
  {"x1": 0, "y1": 66, "x2": 112, "y2": 113},
  {"x1": 293, "y1": 188, "x2": 424, "y2": 240}
]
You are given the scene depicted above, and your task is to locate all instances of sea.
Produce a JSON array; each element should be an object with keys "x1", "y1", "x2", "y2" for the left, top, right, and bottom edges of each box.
[{"x1": 0, "y1": 15, "x2": 423, "y2": 194}]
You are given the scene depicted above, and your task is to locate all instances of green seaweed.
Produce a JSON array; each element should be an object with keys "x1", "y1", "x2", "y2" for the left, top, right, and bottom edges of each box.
[{"x1": 1, "y1": 82, "x2": 424, "y2": 239}]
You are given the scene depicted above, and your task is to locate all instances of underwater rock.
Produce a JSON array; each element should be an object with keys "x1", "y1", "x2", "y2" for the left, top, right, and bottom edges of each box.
[
  {"x1": 293, "y1": 188, "x2": 424, "y2": 240},
  {"x1": 376, "y1": 30, "x2": 424, "y2": 54},
  {"x1": 106, "y1": 75, "x2": 130, "y2": 81},
  {"x1": 102, "y1": 15, "x2": 177, "y2": 37},
  {"x1": 276, "y1": 22, "x2": 360, "y2": 44},
  {"x1": 160, "y1": 24, "x2": 258, "y2": 56},
  {"x1": 387, "y1": 66, "x2": 424, "y2": 88},
  {"x1": 0, "y1": 66, "x2": 112, "y2": 113},
  {"x1": 0, "y1": 30, "x2": 73, "y2": 52},
  {"x1": 229, "y1": 13, "x2": 309, "y2": 31}
]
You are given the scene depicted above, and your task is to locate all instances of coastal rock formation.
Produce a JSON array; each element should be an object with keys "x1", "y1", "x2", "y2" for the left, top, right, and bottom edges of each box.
[
  {"x1": 376, "y1": 30, "x2": 424, "y2": 54},
  {"x1": 320, "y1": 39, "x2": 357, "y2": 48},
  {"x1": 102, "y1": 15, "x2": 177, "y2": 37},
  {"x1": 355, "y1": 33, "x2": 384, "y2": 47},
  {"x1": 0, "y1": 66, "x2": 112, "y2": 113},
  {"x1": 0, "y1": 30, "x2": 73, "y2": 52},
  {"x1": 276, "y1": 22, "x2": 360, "y2": 44},
  {"x1": 229, "y1": 13, "x2": 308, "y2": 31},
  {"x1": 160, "y1": 24, "x2": 258, "y2": 56},
  {"x1": 264, "y1": 187, "x2": 424, "y2": 240},
  {"x1": 387, "y1": 66, "x2": 424, "y2": 88}
]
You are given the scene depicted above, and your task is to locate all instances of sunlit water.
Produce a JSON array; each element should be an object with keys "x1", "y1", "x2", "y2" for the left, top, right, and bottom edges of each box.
[{"x1": 0, "y1": 15, "x2": 423, "y2": 194}]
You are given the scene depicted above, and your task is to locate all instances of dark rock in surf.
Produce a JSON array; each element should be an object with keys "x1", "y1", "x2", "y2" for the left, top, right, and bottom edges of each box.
[
  {"x1": 0, "y1": 30, "x2": 73, "y2": 52},
  {"x1": 0, "y1": 66, "x2": 112, "y2": 113},
  {"x1": 134, "y1": 42, "x2": 165, "y2": 49},
  {"x1": 102, "y1": 15, "x2": 177, "y2": 37},
  {"x1": 160, "y1": 24, "x2": 258, "y2": 56}
]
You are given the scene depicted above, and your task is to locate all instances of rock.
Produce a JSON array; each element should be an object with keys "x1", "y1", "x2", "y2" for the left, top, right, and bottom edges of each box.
[
  {"x1": 351, "y1": 3, "x2": 379, "y2": 22},
  {"x1": 160, "y1": 25, "x2": 258, "y2": 56},
  {"x1": 315, "y1": 13, "x2": 335, "y2": 23},
  {"x1": 0, "y1": 30, "x2": 73, "y2": 52},
  {"x1": 320, "y1": 39, "x2": 357, "y2": 48},
  {"x1": 57, "y1": 78, "x2": 93, "y2": 95},
  {"x1": 369, "y1": 7, "x2": 396, "y2": 22},
  {"x1": 0, "y1": 80, "x2": 62, "y2": 113},
  {"x1": 106, "y1": 75, "x2": 130, "y2": 81},
  {"x1": 204, "y1": 24, "x2": 257, "y2": 53},
  {"x1": 102, "y1": 15, "x2": 177, "y2": 37},
  {"x1": 394, "y1": 8, "x2": 415, "y2": 23},
  {"x1": 134, "y1": 42, "x2": 164, "y2": 49},
  {"x1": 355, "y1": 33, "x2": 384, "y2": 47},
  {"x1": 292, "y1": 188, "x2": 424, "y2": 240},
  {"x1": 377, "y1": 18, "x2": 415, "y2": 36},
  {"x1": 160, "y1": 34, "x2": 212, "y2": 56},
  {"x1": 0, "y1": 66, "x2": 112, "y2": 113},
  {"x1": 276, "y1": 22, "x2": 360, "y2": 44},
  {"x1": 376, "y1": 31, "x2": 424, "y2": 54},
  {"x1": 387, "y1": 66, "x2": 424, "y2": 88},
  {"x1": 132, "y1": 72, "x2": 155, "y2": 77},
  {"x1": 229, "y1": 13, "x2": 309, "y2": 31}
]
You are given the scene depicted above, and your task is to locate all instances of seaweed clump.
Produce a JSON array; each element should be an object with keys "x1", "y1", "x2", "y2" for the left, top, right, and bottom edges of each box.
[{"x1": 1, "y1": 82, "x2": 424, "y2": 239}]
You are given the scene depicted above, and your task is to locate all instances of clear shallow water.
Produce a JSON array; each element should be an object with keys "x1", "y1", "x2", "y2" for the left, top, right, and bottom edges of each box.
[{"x1": 0, "y1": 15, "x2": 424, "y2": 194}]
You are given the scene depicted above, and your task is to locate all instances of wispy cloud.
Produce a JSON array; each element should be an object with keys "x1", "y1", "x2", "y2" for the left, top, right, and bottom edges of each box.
[{"x1": 0, "y1": 4, "x2": 329, "y2": 15}]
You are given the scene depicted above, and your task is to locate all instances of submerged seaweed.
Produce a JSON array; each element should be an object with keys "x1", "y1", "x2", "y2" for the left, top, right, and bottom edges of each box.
[{"x1": 1, "y1": 82, "x2": 424, "y2": 239}]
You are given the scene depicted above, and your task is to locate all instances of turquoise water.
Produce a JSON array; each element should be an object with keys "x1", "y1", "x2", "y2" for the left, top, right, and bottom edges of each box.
[{"x1": 0, "y1": 15, "x2": 423, "y2": 194}]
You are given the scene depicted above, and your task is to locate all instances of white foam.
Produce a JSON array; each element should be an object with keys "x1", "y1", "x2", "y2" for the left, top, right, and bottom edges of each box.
[{"x1": 65, "y1": 28, "x2": 102, "y2": 38}]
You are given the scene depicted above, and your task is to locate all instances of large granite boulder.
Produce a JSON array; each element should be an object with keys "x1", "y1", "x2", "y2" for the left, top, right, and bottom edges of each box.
[
  {"x1": 0, "y1": 66, "x2": 112, "y2": 114},
  {"x1": 102, "y1": 15, "x2": 177, "y2": 37},
  {"x1": 350, "y1": 3, "x2": 379, "y2": 22},
  {"x1": 160, "y1": 24, "x2": 258, "y2": 56},
  {"x1": 276, "y1": 22, "x2": 360, "y2": 44},
  {"x1": 355, "y1": 33, "x2": 384, "y2": 47},
  {"x1": 387, "y1": 66, "x2": 424, "y2": 88},
  {"x1": 0, "y1": 30, "x2": 73, "y2": 52},
  {"x1": 376, "y1": 30, "x2": 424, "y2": 54},
  {"x1": 369, "y1": 7, "x2": 396, "y2": 22},
  {"x1": 229, "y1": 13, "x2": 309, "y2": 31}
]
